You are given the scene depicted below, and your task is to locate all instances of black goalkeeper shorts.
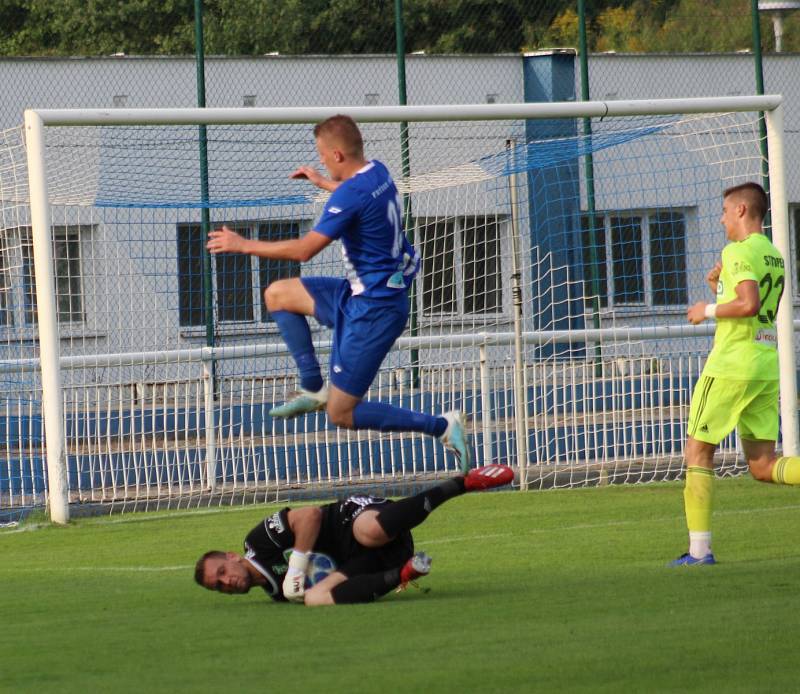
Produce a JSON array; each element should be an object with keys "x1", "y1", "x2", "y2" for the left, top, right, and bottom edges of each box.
[{"x1": 316, "y1": 495, "x2": 414, "y2": 578}]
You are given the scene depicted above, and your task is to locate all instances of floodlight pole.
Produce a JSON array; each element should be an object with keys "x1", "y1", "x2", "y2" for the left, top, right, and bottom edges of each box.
[
  {"x1": 394, "y1": 0, "x2": 420, "y2": 390},
  {"x1": 23, "y1": 110, "x2": 69, "y2": 524},
  {"x1": 194, "y1": 0, "x2": 214, "y2": 354},
  {"x1": 194, "y1": 0, "x2": 217, "y2": 490},
  {"x1": 578, "y1": 0, "x2": 603, "y2": 374}
]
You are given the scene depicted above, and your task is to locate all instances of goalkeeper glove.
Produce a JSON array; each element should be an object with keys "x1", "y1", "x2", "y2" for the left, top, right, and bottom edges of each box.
[{"x1": 282, "y1": 550, "x2": 309, "y2": 603}]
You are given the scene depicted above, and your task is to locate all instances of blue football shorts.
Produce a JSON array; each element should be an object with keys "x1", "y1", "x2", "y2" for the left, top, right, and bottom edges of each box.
[{"x1": 301, "y1": 277, "x2": 409, "y2": 398}]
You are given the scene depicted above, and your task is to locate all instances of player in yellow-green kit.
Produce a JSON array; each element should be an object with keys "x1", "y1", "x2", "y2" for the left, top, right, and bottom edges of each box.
[{"x1": 671, "y1": 181, "x2": 800, "y2": 566}]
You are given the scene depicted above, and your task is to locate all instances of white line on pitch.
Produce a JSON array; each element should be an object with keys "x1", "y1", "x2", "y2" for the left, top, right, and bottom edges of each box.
[
  {"x1": 92, "y1": 502, "x2": 314, "y2": 525},
  {"x1": 2, "y1": 503, "x2": 799, "y2": 573},
  {"x1": 0, "y1": 503, "x2": 288, "y2": 534},
  {"x1": 4, "y1": 500, "x2": 800, "y2": 541},
  {"x1": 0, "y1": 565, "x2": 192, "y2": 573}
]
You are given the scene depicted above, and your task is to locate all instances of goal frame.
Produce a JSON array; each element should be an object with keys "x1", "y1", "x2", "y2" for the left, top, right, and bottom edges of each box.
[{"x1": 23, "y1": 95, "x2": 796, "y2": 523}]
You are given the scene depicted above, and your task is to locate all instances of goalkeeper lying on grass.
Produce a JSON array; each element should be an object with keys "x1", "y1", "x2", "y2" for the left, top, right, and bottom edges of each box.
[{"x1": 194, "y1": 465, "x2": 513, "y2": 605}]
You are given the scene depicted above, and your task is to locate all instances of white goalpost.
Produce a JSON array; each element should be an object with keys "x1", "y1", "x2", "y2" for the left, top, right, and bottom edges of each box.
[{"x1": 7, "y1": 95, "x2": 796, "y2": 523}]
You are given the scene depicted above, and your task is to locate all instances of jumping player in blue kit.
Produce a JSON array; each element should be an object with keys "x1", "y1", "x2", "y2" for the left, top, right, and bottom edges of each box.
[{"x1": 207, "y1": 115, "x2": 472, "y2": 471}]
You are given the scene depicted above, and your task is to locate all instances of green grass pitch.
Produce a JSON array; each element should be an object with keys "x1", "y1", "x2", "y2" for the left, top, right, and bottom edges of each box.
[{"x1": 2, "y1": 477, "x2": 799, "y2": 693}]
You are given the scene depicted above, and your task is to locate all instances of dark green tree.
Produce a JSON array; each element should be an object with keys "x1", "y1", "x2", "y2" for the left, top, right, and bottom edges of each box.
[
  {"x1": 0, "y1": 0, "x2": 194, "y2": 55},
  {"x1": 1, "y1": 0, "x2": 795, "y2": 57}
]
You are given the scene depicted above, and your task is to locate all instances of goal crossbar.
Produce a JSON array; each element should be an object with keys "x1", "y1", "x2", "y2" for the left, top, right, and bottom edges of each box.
[{"x1": 27, "y1": 95, "x2": 783, "y2": 127}]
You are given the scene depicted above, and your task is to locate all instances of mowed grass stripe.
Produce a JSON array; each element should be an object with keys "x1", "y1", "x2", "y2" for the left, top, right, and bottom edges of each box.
[{"x1": 2, "y1": 477, "x2": 799, "y2": 694}]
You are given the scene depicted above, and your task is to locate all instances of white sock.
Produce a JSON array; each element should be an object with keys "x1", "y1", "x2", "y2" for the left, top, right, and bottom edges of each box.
[{"x1": 689, "y1": 531, "x2": 712, "y2": 559}]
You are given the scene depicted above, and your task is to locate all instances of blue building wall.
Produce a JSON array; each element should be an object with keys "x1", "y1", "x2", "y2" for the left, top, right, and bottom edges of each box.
[{"x1": 522, "y1": 51, "x2": 585, "y2": 358}]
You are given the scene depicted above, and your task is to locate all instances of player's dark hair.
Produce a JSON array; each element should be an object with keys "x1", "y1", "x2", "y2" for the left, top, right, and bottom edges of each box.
[
  {"x1": 723, "y1": 181, "x2": 768, "y2": 221},
  {"x1": 314, "y1": 115, "x2": 364, "y2": 158},
  {"x1": 194, "y1": 550, "x2": 226, "y2": 588}
]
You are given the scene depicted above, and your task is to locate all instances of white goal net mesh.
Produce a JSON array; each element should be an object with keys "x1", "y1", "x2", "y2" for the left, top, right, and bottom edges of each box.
[{"x1": 0, "y1": 108, "x2": 769, "y2": 514}]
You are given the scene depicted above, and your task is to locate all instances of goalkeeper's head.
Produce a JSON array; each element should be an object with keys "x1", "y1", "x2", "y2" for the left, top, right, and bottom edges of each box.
[
  {"x1": 195, "y1": 550, "x2": 256, "y2": 594},
  {"x1": 313, "y1": 114, "x2": 366, "y2": 181}
]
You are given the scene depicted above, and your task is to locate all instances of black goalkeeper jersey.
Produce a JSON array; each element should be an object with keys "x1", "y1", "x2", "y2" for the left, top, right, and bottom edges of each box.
[
  {"x1": 243, "y1": 508, "x2": 295, "y2": 601},
  {"x1": 243, "y1": 496, "x2": 413, "y2": 602}
]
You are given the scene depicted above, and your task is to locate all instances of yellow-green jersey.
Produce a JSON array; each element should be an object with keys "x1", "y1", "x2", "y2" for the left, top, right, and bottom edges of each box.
[{"x1": 703, "y1": 232, "x2": 784, "y2": 381}]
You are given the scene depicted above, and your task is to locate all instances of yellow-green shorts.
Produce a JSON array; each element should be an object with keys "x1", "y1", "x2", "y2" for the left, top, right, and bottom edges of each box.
[{"x1": 687, "y1": 374, "x2": 779, "y2": 444}]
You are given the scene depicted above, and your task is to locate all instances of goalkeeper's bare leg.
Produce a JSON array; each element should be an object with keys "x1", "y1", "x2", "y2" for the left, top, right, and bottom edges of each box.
[
  {"x1": 354, "y1": 465, "x2": 514, "y2": 549},
  {"x1": 304, "y1": 466, "x2": 513, "y2": 605}
]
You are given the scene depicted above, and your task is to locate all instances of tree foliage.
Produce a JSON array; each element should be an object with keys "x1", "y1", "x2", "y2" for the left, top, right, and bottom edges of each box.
[
  {"x1": 541, "y1": 0, "x2": 800, "y2": 53},
  {"x1": 0, "y1": 0, "x2": 195, "y2": 55},
  {"x1": 0, "y1": 0, "x2": 798, "y2": 56}
]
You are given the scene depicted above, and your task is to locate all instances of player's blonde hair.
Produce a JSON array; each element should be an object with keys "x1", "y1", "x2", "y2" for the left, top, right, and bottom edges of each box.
[
  {"x1": 314, "y1": 115, "x2": 364, "y2": 158},
  {"x1": 723, "y1": 181, "x2": 768, "y2": 222}
]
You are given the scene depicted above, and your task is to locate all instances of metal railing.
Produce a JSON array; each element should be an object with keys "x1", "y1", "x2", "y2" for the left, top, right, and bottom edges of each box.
[{"x1": 1, "y1": 321, "x2": 751, "y2": 517}]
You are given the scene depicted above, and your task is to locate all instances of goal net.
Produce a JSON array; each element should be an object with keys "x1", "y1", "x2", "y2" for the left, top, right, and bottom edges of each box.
[{"x1": 3, "y1": 98, "x2": 794, "y2": 519}]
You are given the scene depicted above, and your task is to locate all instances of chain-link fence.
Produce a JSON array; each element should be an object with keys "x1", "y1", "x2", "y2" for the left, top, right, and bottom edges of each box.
[
  {"x1": 1, "y1": 2, "x2": 797, "y2": 136},
  {"x1": 1, "y1": 2, "x2": 797, "y2": 122},
  {"x1": 3, "y1": 0, "x2": 800, "y2": 519},
  {"x1": 2, "y1": 2, "x2": 798, "y2": 216}
]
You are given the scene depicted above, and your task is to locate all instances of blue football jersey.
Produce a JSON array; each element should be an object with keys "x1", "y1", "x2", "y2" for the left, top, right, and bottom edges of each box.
[{"x1": 313, "y1": 160, "x2": 419, "y2": 298}]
